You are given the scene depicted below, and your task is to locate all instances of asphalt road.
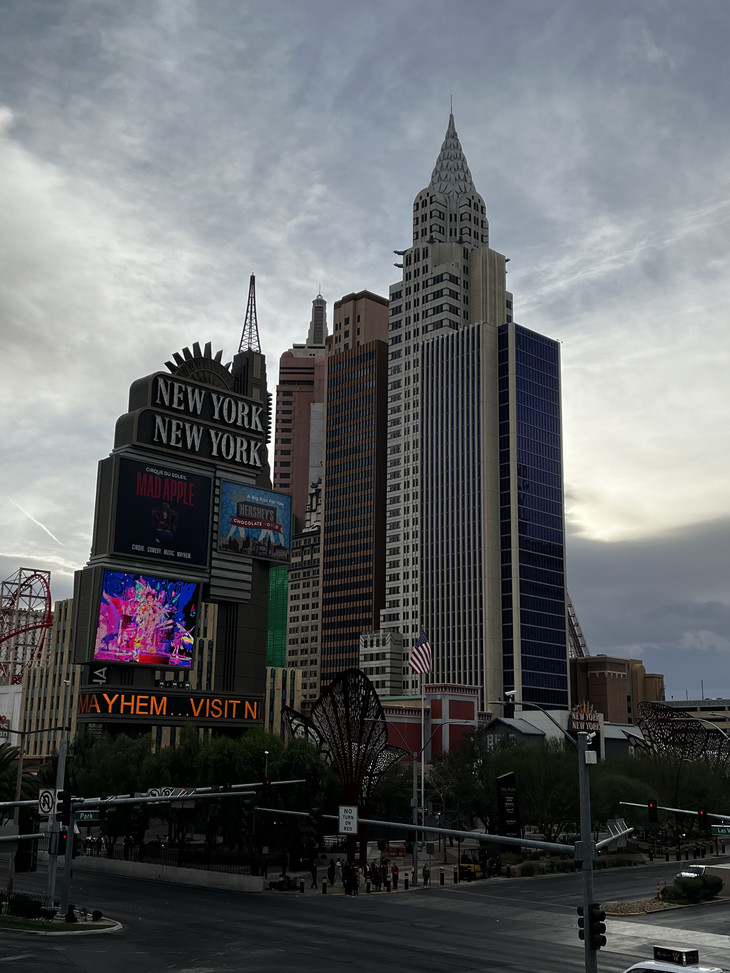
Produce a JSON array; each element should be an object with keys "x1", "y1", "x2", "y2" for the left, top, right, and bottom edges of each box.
[{"x1": 2, "y1": 860, "x2": 728, "y2": 973}]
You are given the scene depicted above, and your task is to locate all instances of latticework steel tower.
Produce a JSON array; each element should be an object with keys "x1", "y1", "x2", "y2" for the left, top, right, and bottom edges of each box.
[{"x1": 239, "y1": 273, "x2": 261, "y2": 354}]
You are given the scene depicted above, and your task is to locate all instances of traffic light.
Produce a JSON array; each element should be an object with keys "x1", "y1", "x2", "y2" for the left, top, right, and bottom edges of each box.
[
  {"x1": 56, "y1": 790, "x2": 72, "y2": 825},
  {"x1": 261, "y1": 780, "x2": 272, "y2": 802},
  {"x1": 648, "y1": 799, "x2": 658, "y2": 823},
  {"x1": 57, "y1": 829, "x2": 68, "y2": 855},
  {"x1": 588, "y1": 904, "x2": 607, "y2": 949},
  {"x1": 241, "y1": 799, "x2": 255, "y2": 834},
  {"x1": 416, "y1": 811, "x2": 423, "y2": 828},
  {"x1": 698, "y1": 808, "x2": 709, "y2": 833},
  {"x1": 579, "y1": 904, "x2": 606, "y2": 949}
]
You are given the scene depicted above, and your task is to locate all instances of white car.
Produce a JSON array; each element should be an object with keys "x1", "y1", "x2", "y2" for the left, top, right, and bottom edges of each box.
[
  {"x1": 623, "y1": 946, "x2": 722, "y2": 973},
  {"x1": 674, "y1": 863, "x2": 706, "y2": 881}
]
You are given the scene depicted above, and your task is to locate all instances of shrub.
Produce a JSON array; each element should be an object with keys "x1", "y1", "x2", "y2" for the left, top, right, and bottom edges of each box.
[
  {"x1": 662, "y1": 874, "x2": 724, "y2": 904},
  {"x1": 701, "y1": 875, "x2": 723, "y2": 900},
  {"x1": 520, "y1": 862, "x2": 537, "y2": 877},
  {"x1": 660, "y1": 884, "x2": 682, "y2": 902},
  {"x1": 8, "y1": 894, "x2": 43, "y2": 919}
]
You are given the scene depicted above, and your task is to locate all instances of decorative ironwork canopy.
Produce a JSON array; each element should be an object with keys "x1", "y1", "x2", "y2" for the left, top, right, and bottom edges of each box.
[
  {"x1": 284, "y1": 668, "x2": 406, "y2": 804},
  {"x1": 635, "y1": 700, "x2": 730, "y2": 765}
]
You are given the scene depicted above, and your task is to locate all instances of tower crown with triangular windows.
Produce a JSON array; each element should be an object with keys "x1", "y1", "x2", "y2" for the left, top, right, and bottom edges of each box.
[{"x1": 412, "y1": 113, "x2": 489, "y2": 249}]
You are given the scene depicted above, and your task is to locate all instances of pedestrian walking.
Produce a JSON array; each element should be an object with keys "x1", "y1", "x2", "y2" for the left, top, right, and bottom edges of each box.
[
  {"x1": 422, "y1": 864, "x2": 430, "y2": 887},
  {"x1": 327, "y1": 859, "x2": 336, "y2": 885},
  {"x1": 391, "y1": 863, "x2": 399, "y2": 889}
]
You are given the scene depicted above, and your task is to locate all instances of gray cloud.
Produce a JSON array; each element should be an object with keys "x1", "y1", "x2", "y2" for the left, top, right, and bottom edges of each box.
[{"x1": 1, "y1": 0, "x2": 729, "y2": 699}]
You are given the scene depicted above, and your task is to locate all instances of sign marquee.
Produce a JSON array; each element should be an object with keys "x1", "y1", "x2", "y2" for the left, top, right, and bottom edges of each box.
[
  {"x1": 569, "y1": 701, "x2": 600, "y2": 734},
  {"x1": 77, "y1": 690, "x2": 261, "y2": 724},
  {"x1": 116, "y1": 373, "x2": 268, "y2": 475}
]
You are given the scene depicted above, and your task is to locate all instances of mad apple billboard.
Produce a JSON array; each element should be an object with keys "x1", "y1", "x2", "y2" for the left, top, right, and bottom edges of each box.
[
  {"x1": 94, "y1": 571, "x2": 198, "y2": 668},
  {"x1": 114, "y1": 458, "x2": 212, "y2": 567},
  {"x1": 217, "y1": 483, "x2": 291, "y2": 563}
]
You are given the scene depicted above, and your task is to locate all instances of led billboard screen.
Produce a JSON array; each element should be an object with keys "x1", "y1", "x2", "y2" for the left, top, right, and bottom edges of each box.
[
  {"x1": 217, "y1": 483, "x2": 291, "y2": 563},
  {"x1": 93, "y1": 571, "x2": 197, "y2": 667},
  {"x1": 113, "y1": 458, "x2": 212, "y2": 566}
]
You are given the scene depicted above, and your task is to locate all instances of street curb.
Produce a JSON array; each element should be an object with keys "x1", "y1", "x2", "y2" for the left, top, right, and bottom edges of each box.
[{"x1": 0, "y1": 918, "x2": 122, "y2": 936}]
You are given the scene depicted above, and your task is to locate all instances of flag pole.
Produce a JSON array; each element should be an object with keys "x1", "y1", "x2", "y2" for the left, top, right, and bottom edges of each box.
[{"x1": 420, "y1": 670, "x2": 425, "y2": 815}]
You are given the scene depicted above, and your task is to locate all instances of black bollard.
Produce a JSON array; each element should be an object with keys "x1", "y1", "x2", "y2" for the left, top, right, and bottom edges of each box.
[
  {"x1": 453, "y1": 866, "x2": 458, "y2": 884},
  {"x1": 299, "y1": 879, "x2": 305, "y2": 894},
  {"x1": 440, "y1": 868, "x2": 444, "y2": 886},
  {"x1": 404, "y1": 876, "x2": 409, "y2": 891},
  {"x1": 322, "y1": 880, "x2": 327, "y2": 894}
]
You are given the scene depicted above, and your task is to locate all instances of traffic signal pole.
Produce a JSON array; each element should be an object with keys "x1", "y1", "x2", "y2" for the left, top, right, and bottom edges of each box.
[
  {"x1": 46, "y1": 736, "x2": 67, "y2": 909},
  {"x1": 576, "y1": 731, "x2": 598, "y2": 973}
]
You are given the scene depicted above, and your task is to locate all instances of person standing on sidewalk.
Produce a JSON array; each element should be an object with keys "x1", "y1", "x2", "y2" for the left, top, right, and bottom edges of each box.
[
  {"x1": 422, "y1": 864, "x2": 430, "y2": 887},
  {"x1": 391, "y1": 863, "x2": 399, "y2": 889}
]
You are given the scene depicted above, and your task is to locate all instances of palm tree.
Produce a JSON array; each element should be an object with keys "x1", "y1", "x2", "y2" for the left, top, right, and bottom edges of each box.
[{"x1": 0, "y1": 743, "x2": 38, "y2": 819}]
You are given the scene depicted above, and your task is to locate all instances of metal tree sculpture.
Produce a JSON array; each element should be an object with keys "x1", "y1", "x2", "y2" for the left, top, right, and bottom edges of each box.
[
  {"x1": 635, "y1": 700, "x2": 730, "y2": 765},
  {"x1": 284, "y1": 668, "x2": 405, "y2": 806}
]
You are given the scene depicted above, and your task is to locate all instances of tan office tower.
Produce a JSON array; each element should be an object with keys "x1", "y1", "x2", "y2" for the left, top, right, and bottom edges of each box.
[{"x1": 273, "y1": 293, "x2": 328, "y2": 533}]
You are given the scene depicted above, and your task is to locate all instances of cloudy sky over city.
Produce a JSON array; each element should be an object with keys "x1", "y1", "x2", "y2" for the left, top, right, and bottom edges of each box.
[{"x1": 1, "y1": 1, "x2": 729, "y2": 701}]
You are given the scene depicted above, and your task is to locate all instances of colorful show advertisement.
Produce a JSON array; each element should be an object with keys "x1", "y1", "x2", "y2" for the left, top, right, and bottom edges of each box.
[
  {"x1": 113, "y1": 458, "x2": 212, "y2": 567},
  {"x1": 93, "y1": 571, "x2": 198, "y2": 668},
  {"x1": 217, "y1": 483, "x2": 291, "y2": 563}
]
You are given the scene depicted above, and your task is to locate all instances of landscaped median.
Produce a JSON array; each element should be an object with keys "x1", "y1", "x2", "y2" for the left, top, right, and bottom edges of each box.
[{"x1": 0, "y1": 894, "x2": 120, "y2": 935}]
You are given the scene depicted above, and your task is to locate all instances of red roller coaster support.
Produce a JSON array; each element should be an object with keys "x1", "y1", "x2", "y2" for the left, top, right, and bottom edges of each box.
[{"x1": 0, "y1": 568, "x2": 52, "y2": 683}]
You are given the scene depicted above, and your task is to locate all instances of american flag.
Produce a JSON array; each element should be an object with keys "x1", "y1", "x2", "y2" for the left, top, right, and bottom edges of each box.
[{"x1": 409, "y1": 631, "x2": 432, "y2": 674}]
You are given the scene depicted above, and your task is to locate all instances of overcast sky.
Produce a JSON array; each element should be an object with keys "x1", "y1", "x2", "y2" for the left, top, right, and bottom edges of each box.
[{"x1": 2, "y1": 1, "x2": 729, "y2": 703}]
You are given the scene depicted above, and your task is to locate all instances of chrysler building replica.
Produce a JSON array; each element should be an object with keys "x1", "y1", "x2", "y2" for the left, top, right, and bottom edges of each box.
[{"x1": 379, "y1": 114, "x2": 569, "y2": 710}]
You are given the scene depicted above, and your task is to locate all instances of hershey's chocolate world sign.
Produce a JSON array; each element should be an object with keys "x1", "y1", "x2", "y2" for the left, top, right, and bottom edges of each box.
[{"x1": 115, "y1": 373, "x2": 267, "y2": 474}]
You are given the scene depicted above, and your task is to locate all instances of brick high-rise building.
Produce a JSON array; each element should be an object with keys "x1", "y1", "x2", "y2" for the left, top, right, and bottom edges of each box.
[{"x1": 273, "y1": 293, "x2": 328, "y2": 533}]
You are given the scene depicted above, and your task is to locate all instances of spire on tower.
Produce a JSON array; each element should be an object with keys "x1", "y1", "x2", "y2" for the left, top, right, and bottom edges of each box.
[
  {"x1": 239, "y1": 273, "x2": 261, "y2": 354},
  {"x1": 429, "y1": 113, "x2": 476, "y2": 196}
]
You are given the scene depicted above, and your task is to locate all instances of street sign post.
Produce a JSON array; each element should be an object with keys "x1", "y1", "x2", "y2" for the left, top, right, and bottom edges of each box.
[
  {"x1": 76, "y1": 810, "x2": 100, "y2": 823},
  {"x1": 711, "y1": 825, "x2": 730, "y2": 836},
  {"x1": 38, "y1": 788, "x2": 56, "y2": 817},
  {"x1": 338, "y1": 805, "x2": 358, "y2": 834}
]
